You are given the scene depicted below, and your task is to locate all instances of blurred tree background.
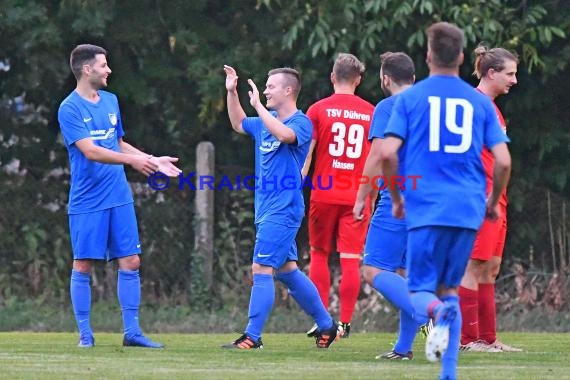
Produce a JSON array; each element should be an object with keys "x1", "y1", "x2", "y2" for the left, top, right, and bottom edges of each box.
[{"x1": 0, "y1": 0, "x2": 568, "y2": 332}]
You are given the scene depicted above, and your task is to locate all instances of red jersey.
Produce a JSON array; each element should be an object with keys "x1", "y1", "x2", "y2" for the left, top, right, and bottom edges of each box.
[
  {"x1": 307, "y1": 93, "x2": 374, "y2": 205},
  {"x1": 481, "y1": 99, "x2": 508, "y2": 208}
]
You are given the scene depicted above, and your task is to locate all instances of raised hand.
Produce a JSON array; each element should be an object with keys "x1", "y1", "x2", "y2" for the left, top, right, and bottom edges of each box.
[
  {"x1": 150, "y1": 156, "x2": 182, "y2": 177},
  {"x1": 224, "y1": 65, "x2": 238, "y2": 92},
  {"x1": 247, "y1": 79, "x2": 260, "y2": 109}
]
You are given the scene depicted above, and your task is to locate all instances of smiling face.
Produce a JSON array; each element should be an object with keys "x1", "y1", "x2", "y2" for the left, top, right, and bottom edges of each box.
[
  {"x1": 263, "y1": 73, "x2": 290, "y2": 110},
  {"x1": 490, "y1": 59, "x2": 518, "y2": 95},
  {"x1": 86, "y1": 54, "x2": 112, "y2": 89}
]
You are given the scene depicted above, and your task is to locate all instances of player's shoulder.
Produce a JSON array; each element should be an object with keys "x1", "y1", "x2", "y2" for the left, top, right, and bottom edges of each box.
[{"x1": 98, "y1": 90, "x2": 118, "y2": 102}]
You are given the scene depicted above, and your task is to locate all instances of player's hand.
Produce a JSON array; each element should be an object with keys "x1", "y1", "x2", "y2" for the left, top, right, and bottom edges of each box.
[
  {"x1": 150, "y1": 156, "x2": 183, "y2": 177},
  {"x1": 224, "y1": 65, "x2": 238, "y2": 92},
  {"x1": 132, "y1": 156, "x2": 158, "y2": 177},
  {"x1": 353, "y1": 199, "x2": 366, "y2": 221},
  {"x1": 247, "y1": 79, "x2": 260, "y2": 109},
  {"x1": 391, "y1": 197, "x2": 405, "y2": 219},
  {"x1": 485, "y1": 198, "x2": 500, "y2": 221}
]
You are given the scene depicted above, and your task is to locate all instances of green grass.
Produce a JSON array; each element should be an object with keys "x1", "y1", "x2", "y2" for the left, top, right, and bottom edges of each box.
[{"x1": 0, "y1": 332, "x2": 566, "y2": 379}]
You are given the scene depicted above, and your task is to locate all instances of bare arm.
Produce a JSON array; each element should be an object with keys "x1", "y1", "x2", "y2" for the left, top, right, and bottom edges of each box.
[
  {"x1": 379, "y1": 136, "x2": 405, "y2": 219},
  {"x1": 353, "y1": 138, "x2": 382, "y2": 219},
  {"x1": 301, "y1": 139, "x2": 316, "y2": 178},
  {"x1": 75, "y1": 138, "x2": 157, "y2": 176},
  {"x1": 224, "y1": 65, "x2": 247, "y2": 134},
  {"x1": 248, "y1": 79, "x2": 296, "y2": 144},
  {"x1": 486, "y1": 142, "x2": 512, "y2": 219}
]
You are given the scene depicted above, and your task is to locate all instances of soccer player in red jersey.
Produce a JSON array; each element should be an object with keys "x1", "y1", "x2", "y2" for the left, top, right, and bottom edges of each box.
[
  {"x1": 302, "y1": 53, "x2": 374, "y2": 337},
  {"x1": 458, "y1": 45, "x2": 521, "y2": 352}
]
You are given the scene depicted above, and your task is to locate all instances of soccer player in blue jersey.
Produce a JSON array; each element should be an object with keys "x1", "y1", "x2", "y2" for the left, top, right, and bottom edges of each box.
[
  {"x1": 380, "y1": 23, "x2": 512, "y2": 380},
  {"x1": 354, "y1": 51, "x2": 419, "y2": 360},
  {"x1": 58, "y1": 44, "x2": 182, "y2": 348},
  {"x1": 222, "y1": 64, "x2": 341, "y2": 349}
]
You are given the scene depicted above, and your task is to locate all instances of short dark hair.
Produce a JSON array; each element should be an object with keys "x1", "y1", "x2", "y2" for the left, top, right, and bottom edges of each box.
[
  {"x1": 473, "y1": 44, "x2": 519, "y2": 79},
  {"x1": 426, "y1": 22, "x2": 464, "y2": 68},
  {"x1": 267, "y1": 67, "x2": 302, "y2": 99},
  {"x1": 333, "y1": 53, "x2": 365, "y2": 83},
  {"x1": 380, "y1": 52, "x2": 415, "y2": 85},
  {"x1": 70, "y1": 44, "x2": 107, "y2": 80}
]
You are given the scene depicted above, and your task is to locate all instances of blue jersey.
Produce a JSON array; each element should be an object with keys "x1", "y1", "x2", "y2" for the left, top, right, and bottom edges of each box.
[
  {"x1": 369, "y1": 95, "x2": 405, "y2": 226},
  {"x1": 58, "y1": 90, "x2": 133, "y2": 214},
  {"x1": 385, "y1": 75, "x2": 509, "y2": 230},
  {"x1": 243, "y1": 110, "x2": 312, "y2": 227}
]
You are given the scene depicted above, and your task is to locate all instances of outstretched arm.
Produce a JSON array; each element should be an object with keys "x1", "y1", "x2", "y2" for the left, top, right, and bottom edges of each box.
[
  {"x1": 224, "y1": 65, "x2": 247, "y2": 134},
  {"x1": 119, "y1": 139, "x2": 182, "y2": 177}
]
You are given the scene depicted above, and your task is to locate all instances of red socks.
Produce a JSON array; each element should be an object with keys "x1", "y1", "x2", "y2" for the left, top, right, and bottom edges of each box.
[
  {"x1": 339, "y1": 258, "x2": 360, "y2": 323},
  {"x1": 309, "y1": 250, "x2": 330, "y2": 309},
  {"x1": 478, "y1": 283, "x2": 497, "y2": 344},
  {"x1": 459, "y1": 286, "x2": 478, "y2": 345}
]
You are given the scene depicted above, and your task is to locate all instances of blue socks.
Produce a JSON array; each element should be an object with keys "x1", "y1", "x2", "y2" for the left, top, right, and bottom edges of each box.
[
  {"x1": 117, "y1": 269, "x2": 142, "y2": 338},
  {"x1": 276, "y1": 269, "x2": 334, "y2": 330},
  {"x1": 70, "y1": 270, "x2": 92, "y2": 338},
  {"x1": 245, "y1": 274, "x2": 275, "y2": 341},
  {"x1": 372, "y1": 271, "x2": 416, "y2": 320},
  {"x1": 394, "y1": 309, "x2": 418, "y2": 354},
  {"x1": 411, "y1": 291, "x2": 460, "y2": 380},
  {"x1": 372, "y1": 271, "x2": 420, "y2": 354},
  {"x1": 440, "y1": 295, "x2": 461, "y2": 380}
]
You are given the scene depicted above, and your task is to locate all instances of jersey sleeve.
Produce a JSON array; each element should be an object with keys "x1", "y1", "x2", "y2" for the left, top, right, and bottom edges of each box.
[
  {"x1": 483, "y1": 100, "x2": 510, "y2": 148},
  {"x1": 242, "y1": 116, "x2": 260, "y2": 141},
  {"x1": 287, "y1": 114, "x2": 313, "y2": 146},
  {"x1": 384, "y1": 95, "x2": 408, "y2": 141},
  {"x1": 369, "y1": 101, "x2": 392, "y2": 140},
  {"x1": 58, "y1": 102, "x2": 91, "y2": 147}
]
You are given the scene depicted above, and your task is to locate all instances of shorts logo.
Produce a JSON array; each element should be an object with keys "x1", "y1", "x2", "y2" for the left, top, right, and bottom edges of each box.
[
  {"x1": 108, "y1": 113, "x2": 117, "y2": 126},
  {"x1": 257, "y1": 253, "x2": 271, "y2": 258}
]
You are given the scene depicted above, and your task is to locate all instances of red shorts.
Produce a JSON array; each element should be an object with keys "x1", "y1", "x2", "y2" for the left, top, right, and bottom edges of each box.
[
  {"x1": 308, "y1": 201, "x2": 370, "y2": 254},
  {"x1": 470, "y1": 212, "x2": 507, "y2": 261}
]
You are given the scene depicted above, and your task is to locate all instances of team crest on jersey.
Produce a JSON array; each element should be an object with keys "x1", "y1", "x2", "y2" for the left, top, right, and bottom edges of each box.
[{"x1": 108, "y1": 113, "x2": 117, "y2": 126}]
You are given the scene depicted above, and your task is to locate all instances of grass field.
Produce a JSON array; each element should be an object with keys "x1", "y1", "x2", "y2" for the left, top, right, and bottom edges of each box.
[{"x1": 0, "y1": 332, "x2": 567, "y2": 379}]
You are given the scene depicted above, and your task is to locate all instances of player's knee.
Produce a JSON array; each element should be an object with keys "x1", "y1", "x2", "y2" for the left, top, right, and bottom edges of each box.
[
  {"x1": 73, "y1": 259, "x2": 93, "y2": 273},
  {"x1": 118, "y1": 254, "x2": 140, "y2": 271},
  {"x1": 362, "y1": 266, "x2": 380, "y2": 285}
]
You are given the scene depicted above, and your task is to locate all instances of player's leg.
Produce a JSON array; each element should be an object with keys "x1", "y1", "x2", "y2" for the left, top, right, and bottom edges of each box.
[
  {"x1": 110, "y1": 204, "x2": 162, "y2": 348},
  {"x1": 307, "y1": 202, "x2": 338, "y2": 310},
  {"x1": 69, "y1": 210, "x2": 109, "y2": 347},
  {"x1": 336, "y1": 204, "x2": 369, "y2": 335},
  {"x1": 458, "y1": 219, "x2": 496, "y2": 347},
  {"x1": 276, "y1": 245, "x2": 340, "y2": 348},
  {"x1": 437, "y1": 227, "x2": 477, "y2": 380},
  {"x1": 478, "y1": 215, "x2": 520, "y2": 351},
  {"x1": 364, "y1": 219, "x2": 419, "y2": 357}
]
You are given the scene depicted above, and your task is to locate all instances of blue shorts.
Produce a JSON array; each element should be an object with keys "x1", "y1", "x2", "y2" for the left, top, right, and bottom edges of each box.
[
  {"x1": 253, "y1": 222, "x2": 299, "y2": 269},
  {"x1": 363, "y1": 218, "x2": 407, "y2": 272},
  {"x1": 406, "y1": 226, "x2": 476, "y2": 293},
  {"x1": 69, "y1": 203, "x2": 141, "y2": 261}
]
